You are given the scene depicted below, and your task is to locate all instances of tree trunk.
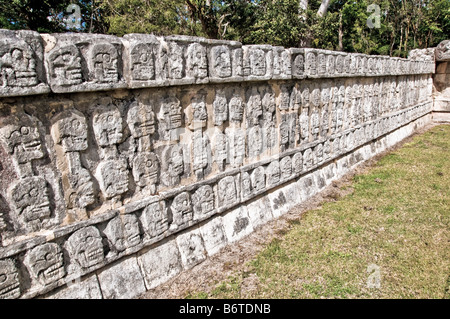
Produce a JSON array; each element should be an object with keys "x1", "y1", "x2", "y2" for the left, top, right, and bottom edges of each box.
[
  {"x1": 338, "y1": 12, "x2": 343, "y2": 51},
  {"x1": 298, "y1": 0, "x2": 308, "y2": 20},
  {"x1": 317, "y1": 0, "x2": 331, "y2": 17}
]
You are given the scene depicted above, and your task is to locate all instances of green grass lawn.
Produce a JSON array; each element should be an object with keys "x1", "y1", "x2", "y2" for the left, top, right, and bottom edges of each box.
[{"x1": 188, "y1": 124, "x2": 450, "y2": 299}]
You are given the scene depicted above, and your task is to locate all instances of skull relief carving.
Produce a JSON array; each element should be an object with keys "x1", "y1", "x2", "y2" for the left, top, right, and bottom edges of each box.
[
  {"x1": 89, "y1": 43, "x2": 119, "y2": 83},
  {"x1": 95, "y1": 159, "x2": 129, "y2": 199},
  {"x1": 52, "y1": 110, "x2": 88, "y2": 152},
  {"x1": 0, "y1": 113, "x2": 44, "y2": 164},
  {"x1": 8, "y1": 176, "x2": 51, "y2": 232},
  {"x1": 211, "y1": 46, "x2": 232, "y2": 78},
  {"x1": 218, "y1": 176, "x2": 237, "y2": 207},
  {"x1": 0, "y1": 259, "x2": 20, "y2": 299},
  {"x1": 47, "y1": 44, "x2": 83, "y2": 87},
  {"x1": 0, "y1": 38, "x2": 38, "y2": 88},
  {"x1": 93, "y1": 106, "x2": 123, "y2": 147},
  {"x1": 171, "y1": 192, "x2": 193, "y2": 228},
  {"x1": 130, "y1": 43, "x2": 155, "y2": 81},
  {"x1": 127, "y1": 101, "x2": 156, "y2": 139},
  {"x1": 104, "y1": 214, "x2": 141, "y2": 252},
  {"x1": 66, "y1": 226, "x2": 104, "y2": 269},
  {"x1": 24, "y1": 243, "x2": 66, "y2": 286},
  {"x1": 186, "y1": 43, "x2": 207, "y2": 80},
  {"x1": 140, "y1": 201, "x2": 168, "y2": 239},
  {"x1": 192, "y1": 185, "x2": 215, "y2": 218}
]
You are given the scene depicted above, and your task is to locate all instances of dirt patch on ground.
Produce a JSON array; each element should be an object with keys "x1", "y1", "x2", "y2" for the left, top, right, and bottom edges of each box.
[{"x1": 138, "y1": 122, "x2": 439, "y2": 299}]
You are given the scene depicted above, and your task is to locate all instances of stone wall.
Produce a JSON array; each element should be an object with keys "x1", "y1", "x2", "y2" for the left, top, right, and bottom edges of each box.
[
  {"x1": 433, "y1": 40, "x2": 450, "y2": 121},
  {"x1": 0, "y1": 29, "x2": 436, "y2": 299}
]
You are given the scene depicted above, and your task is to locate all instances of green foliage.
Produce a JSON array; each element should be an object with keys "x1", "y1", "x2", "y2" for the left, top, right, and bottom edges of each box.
[{"x1": 0, "y1": 0, "x2": 448, "y2": 57}]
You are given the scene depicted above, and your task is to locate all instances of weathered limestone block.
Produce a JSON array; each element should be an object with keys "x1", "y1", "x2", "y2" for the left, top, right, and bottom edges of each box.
[
  {"x1": 43, "y1": 274, "x2": 102, "y2": 299},
  {"x1": 44, "y1": 33, "x2": 127, "y2": 93},
  {"x1": 0, "y1": 29, "x2": 49, "y2": 97},
  {"x1": 97, "y1": 255, "x2": 146, "y2": 299},
  {"x1": 176, "y1": 228, "x2": 207, "y2": 269},
  {"x1": 246, "y1": 196, "x2": 273, "y2": 229},
  {"x1": 222, "y1": 206, "x2": 253, "y2": 243},
  {"x1": 137, "y1": 239, "x2": 182, "y2": 290},
  {"x1": 199, "y1": 216, "x2": 227, "y2": 256}
]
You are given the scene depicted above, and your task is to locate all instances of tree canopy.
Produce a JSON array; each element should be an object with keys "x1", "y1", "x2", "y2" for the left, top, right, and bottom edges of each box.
[{"x1": 1, "y1": 0, "x2": 449, "y2": 57}]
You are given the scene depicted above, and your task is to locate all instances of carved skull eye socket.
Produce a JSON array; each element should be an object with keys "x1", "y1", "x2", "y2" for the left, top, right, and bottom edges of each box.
[
  {"x1": 20, "y1": 127, "x2": 30, "y2": 135},
  {"x1": 29, "y1": 187, "x2": 38, "y2": 198},
  {"x1": 71, "y1": 119, "x2": 81, "y2": 129},
  {"x1": 12, "y1": 49, "x2": 23, "y2": 60},
  {"x1": 44, "y1": 252, "x2": 54, "y2": 261},
  {"x1": 0, "y1": 274, "x2": 6, "y2": 283},
  {"x1": 139, "y1": 53, "x2": 148, "y2": 63},
  {"x1": 146, "y1": 160, "x2": 153, "y2": 167},
  {"x1": 85, "y1": 235, "x2": 94, "y2": 244},
  {"x1": 103, "y1": 54, "x2": 111, "y2": 63},
  {"x1": 107, "y1": 115, "x2": 113, "y2": 122}
]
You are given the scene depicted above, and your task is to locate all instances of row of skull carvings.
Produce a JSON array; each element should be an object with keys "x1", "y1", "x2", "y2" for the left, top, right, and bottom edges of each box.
[
  {"x1": 0, "y1": 30, "x2": 435, "y2": 96},
  {"x1": 0, "y1": 75, "x2": 433, "y2": 236},
  {"x1": 0, "y1": 100, "x2": 432, "y2": 299}
]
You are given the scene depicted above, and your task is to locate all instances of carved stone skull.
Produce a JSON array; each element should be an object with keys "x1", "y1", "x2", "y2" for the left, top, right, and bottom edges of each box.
[
  {"x1": 92, "y1": 106, "x2": 123, "y2": 147},
  {"x1": 0, "y1": 259, "x2": 20, "y2": 299},
  {"x1": 104, "y1": 214, "x2": 141, "y2": 252},
  {"x1": 48, "y1": 44, "x2": 83, "y2": 87},
  {"x1": 0, "y1": 113, "x2": 44, "y2": 164},
  {"x1": 8, "y1": 176, "x2": 51, "y2": 231},
  {"x1": 24, "y1": 243, "x2": 65, "y2": 286},
  {"x1": 127, "y1": 101, "x2": 156, "y2": 139},
  {"x1": 65, "y1": 226, "x2": 104, "y2": 269},
  {"x1": 52, "y1": 110, "x2": 88, "y2": 152}
]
